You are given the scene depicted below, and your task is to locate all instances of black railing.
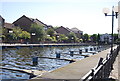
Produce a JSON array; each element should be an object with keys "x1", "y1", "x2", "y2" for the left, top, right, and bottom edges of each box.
[{"x1": 82, "y1": 45, "x2": 120, "y2": 81}]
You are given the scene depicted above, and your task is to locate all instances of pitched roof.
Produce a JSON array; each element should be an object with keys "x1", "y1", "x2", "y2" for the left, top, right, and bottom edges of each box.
[
  {"x1": 29, "y1": 17, "x2": 47, "y2": 27},
  {"x1": 4, "y1": 23, "x2": 14, "y2": 29},
  {"x1": 13, "y1": 15, "x2": 47, "y2": 27},
  {"x1": 70, "y1": 27, "x2": 83, "y2": 33}
]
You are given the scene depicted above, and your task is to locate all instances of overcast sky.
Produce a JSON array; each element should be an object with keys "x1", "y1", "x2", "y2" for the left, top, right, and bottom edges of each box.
[{"x1": 0, "y1": 0, "x2": 119, "y2": 34}]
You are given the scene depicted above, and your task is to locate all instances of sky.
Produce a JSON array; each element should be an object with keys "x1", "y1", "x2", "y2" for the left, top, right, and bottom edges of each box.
[{"x1": 0, "y1": 0, "x2": 119, "y2": 35}]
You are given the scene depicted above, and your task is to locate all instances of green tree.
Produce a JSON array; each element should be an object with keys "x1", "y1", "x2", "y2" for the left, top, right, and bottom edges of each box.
[
  {"x1": 12, "y1": 27, "x2": 22, "y2": 40},
  {"x1": 2, "y1": 28, "x2": 7, "y2": 41},
  {"x1": 30, "y1": 23, "x2": 46, "y2": 42},
  {"x1": 97, "y1": 33, "x2": 101, "y2": 44},
  {"x1": 19, "y1": 31, "x2": 31, "y2": 39},
  {"x1": 58, "y1": 34, "x2": 68, "y2": 43},
  {"x1": 46, "y1": 28, "x2": 54, "y2": 37},
  {"x1": 113, "y1": 33, "x2": 118, "y2": 42},
  {"x1": 68, "y1": 32, "x2": 77, "y2": 43},
  {"x1": 91, "y1": 34, "x2": 97, "y2": 43},
  {"x1": 83, "y1": 33, "x2": 89, "y2": 43}
]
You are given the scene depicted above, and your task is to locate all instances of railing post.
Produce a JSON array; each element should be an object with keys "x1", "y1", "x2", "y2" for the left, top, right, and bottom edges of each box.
[{"x1": 96, "y1": 57, "x2": 103, "y2": 69}]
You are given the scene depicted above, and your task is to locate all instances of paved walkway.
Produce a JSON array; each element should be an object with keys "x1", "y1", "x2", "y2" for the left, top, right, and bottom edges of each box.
[
  {"x1": 28, "y1": 47, "x2": 117, "y2": 80},
  {"x1": 109, "y1": 51, "x2": 120, "y2": 80}
]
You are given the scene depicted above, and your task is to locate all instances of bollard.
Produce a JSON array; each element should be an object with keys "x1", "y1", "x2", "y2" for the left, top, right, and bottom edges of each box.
[
  {"x1": 79, "y1": 49, "x2": 82, "y2": 54},
  {"x1": 85, "y1": 48, "x2": 88, "y2": 52},
  {"x1": 94, "y1": 47, "x2": 96, "y2": 51},
  {"x1": 90, "y1": 48, "x2": 93, "y2": 51},
  {"x1": 70, "y1": 51, "x2": 74, "y2": 57},
  {"x1": 32, "y1": 57, "x2": 38, "y2": 66},
  {"x1": 56, "y1": 52, "x2": 61, "y2": 58}
]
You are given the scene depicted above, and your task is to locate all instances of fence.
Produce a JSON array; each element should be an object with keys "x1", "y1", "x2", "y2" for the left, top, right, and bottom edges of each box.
[{"x1": 82, "y1": 45, "x2": 120, "y2": 81}]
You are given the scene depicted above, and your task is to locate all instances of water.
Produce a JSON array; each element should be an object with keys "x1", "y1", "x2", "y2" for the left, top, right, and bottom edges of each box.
[{"x1": 1, "y1": 45, "x2": 110, "y2": 79}]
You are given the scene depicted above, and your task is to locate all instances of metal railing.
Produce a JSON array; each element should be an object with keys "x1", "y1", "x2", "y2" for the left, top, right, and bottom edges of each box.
[{"x1": 82, "y1": 45, "x2": 120, "y2": 81}]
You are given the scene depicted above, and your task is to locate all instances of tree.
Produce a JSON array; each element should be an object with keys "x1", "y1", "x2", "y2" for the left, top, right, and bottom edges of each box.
[
  {"x1": 19, "y1": 31, "x2": 31, "y2": 39},
  {"x1": 83, "y1": 33, "x2": 89, "y2": 43},
  {"x1": 91, "y1": 34, "x2": 97, "y2": 43},
  {"x1": 58, "y1": 34, "x2": 68, "y2": 43},
  {"x1": 68, "y1": 32, "x2": 77, "y2": 43},
  {"x1": 30, "y1": 23, "x2": 46, "y2": 42},
  {"x1": 12, "y1": 27, "x2": 23, "y2": 40},
  {"x1": 46, "y1": 28, "x2": 54, "y2": 37},
  {"x1": 97, "y1": 33, "x2": 101, "y2": 44},
  {"x1": 113, "y1": 34, "x2": 118, "y2": 42}
]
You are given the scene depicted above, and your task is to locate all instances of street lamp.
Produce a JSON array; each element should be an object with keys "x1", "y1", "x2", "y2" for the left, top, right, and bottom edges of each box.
[{"x1": 103, "y1": 6, "x2": 118, "y2": 54}]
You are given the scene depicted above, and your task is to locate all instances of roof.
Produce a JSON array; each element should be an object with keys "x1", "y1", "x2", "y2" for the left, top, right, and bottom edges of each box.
[
  {"x1": 13, "y1": 15, "x2": 48, "y2": 27},
  {"x1": 29, "y1": 17, "x2": 47, "y2": 27},
  {"x1": 4, "y1": 23, "x2": 14, "y2": 29},
  {"x1": 70, "y1": 27, "x2": 83, "y2": 33}
]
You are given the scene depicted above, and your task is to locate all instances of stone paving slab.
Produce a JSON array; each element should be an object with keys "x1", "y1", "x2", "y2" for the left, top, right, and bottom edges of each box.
[{"x1": 28, "y1": 48, "x2": 113, "y2": 80}]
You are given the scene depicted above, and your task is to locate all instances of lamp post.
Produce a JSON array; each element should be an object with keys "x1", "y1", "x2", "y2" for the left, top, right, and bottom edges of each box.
[{"x1": 103, "y1": 6, "x2": 118, "y2": 54}]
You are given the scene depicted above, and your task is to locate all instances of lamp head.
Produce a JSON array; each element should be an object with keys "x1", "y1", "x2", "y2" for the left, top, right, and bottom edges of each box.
[
  {"x1": 103, "y1": 8, "x2": 110, "y2": 16},
  {"x1": 113, "y1": 6, "x2": 118, "y2": 18}
]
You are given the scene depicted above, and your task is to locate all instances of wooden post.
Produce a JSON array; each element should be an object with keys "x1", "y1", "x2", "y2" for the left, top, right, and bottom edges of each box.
[
  {"x1": 90, "y1": 48, "x2": 93, "y2": 51},
  {"x1": 70, "y1": 51, "x2": 74, "y2": 57},
  {"x1": 94, "y1": 47, "x2": 96, "y2": 51},
  {"x1": 32, "y1": 57, "x2": 38, "y2": 66},
  {"x1": 56, "y1": 52, "x2": 61, "y2": 58},
  {"x1": 85, "y1": 48, "x2": 88, "y2": 52},
  {"x1": 79, "y1": 49, "x2": 82, "y2": 54}
]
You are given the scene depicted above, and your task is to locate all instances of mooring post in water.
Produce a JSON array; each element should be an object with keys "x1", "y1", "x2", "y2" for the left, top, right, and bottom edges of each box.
[
  {"x1": 79, "y1": 49, "x2": 82, "y2": 54},
  {"x1": 90, "y1": 48, "x2": 93, "y2": 51},
  {"x1": 56, "y1": 52, "x2": 61, "y2": 58},
  {"x1": 32, "y1": 57, "x2": 38, "y2": 66},
  {"x1": 85, "y1": 48, "x2": 88, "y2": 52},
  {"x1": 94, "y1": 47, "x2": 96, "y2": 51},
  {"x1": 70, "y1": 51, "x2": 74, "y2": 57}
]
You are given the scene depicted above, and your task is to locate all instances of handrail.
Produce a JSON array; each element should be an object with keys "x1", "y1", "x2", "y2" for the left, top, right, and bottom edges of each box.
[{"x1": 82, "y1": 45, "x2": 120, "y2": 81}]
